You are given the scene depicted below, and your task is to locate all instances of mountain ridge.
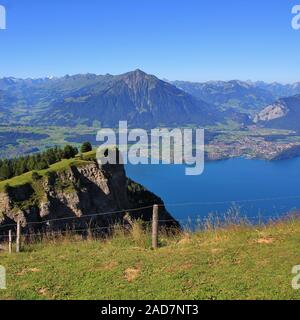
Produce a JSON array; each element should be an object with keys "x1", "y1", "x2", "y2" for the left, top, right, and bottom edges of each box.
[
  {"x1": 170, "y1": 80, "x2": 299, "y2": 115},
  {"x1": 1, "y1": 69, "x2": 300, "y2": 129}
]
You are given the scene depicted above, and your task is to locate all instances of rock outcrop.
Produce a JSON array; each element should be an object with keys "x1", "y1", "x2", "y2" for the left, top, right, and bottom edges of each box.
[
  {"x1": 254, "y1": 95, "x2": 300, "y2": 131},
  {"x1": 0, "y1": 162, "x2": 178, "y2": 235},
  {"x1": 254, "y1": 101, "x2": 289, "y2": 122}
]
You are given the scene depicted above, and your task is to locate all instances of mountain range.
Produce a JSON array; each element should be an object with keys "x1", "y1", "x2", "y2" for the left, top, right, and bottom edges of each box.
[
  {"x1": 0, "y1": 70, "x2": 224, "y2": 128},
  {"x1": 0, "y1": 69, "x2": 300, "y2": 130},
  {"x1": 38, "y1": 70, "x2": 223, "y2": 127},
  {"x1": 254, "y1": 81, "x2": 300, "y2": 99},
  {"x1": 171, "y1": 80, "x2": 300, "y2": 116}
]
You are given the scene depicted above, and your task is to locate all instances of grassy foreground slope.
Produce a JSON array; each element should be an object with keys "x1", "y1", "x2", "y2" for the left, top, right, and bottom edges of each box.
[{"x1": 1, "y1": 219, "x2": 300, "y2": 300}]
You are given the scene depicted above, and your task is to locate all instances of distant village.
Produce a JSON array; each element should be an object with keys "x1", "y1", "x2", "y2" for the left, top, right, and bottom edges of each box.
[{"x1": 207, "y1": 135, "x2": 300, "y2": 161}]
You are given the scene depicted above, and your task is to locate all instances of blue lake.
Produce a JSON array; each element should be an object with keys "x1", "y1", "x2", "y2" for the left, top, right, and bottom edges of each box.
[{"x1": 126, "y1": 157, "x2": 300, "y2": 224}]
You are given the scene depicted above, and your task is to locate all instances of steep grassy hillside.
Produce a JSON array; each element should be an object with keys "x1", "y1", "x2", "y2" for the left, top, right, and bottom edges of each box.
[{"x1": 1, "y1": 218, "x2": 300, "y2": 300}]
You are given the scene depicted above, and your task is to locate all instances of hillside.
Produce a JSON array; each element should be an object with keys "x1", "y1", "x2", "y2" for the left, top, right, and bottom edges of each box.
[
  {"x1": 254, "y1": 95, "x2": 300, "y2": 131},
  {"x1": 0, "y1": 218, "x2": 300, "y2": 300},
  {"x1": 0, "y1": 150, "x2": 178, "y2": 234}
]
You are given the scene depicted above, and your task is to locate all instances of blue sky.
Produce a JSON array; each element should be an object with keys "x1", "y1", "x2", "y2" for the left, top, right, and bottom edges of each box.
[{"x1": 0, "y1": 0, "x2": 300, "y2": 82}]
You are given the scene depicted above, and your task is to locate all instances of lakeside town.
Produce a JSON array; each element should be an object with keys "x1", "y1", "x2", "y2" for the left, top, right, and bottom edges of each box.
[{"x1": 206, "y1": 128, "x2": 300, "y2": 161}]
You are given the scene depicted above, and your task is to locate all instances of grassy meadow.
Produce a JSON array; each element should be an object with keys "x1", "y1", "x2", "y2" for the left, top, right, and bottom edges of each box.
[{"x1": 1, "y1": 218, "x2": 300, "y2": 300}]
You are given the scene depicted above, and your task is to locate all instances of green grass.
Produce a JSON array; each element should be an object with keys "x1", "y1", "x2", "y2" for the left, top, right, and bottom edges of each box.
[
  {"x1": 1, "y1": 219, "x2": 300, "y2": 300},
  {"x1": 0, "y1": 153, "x2": 96, "y2": 192}
]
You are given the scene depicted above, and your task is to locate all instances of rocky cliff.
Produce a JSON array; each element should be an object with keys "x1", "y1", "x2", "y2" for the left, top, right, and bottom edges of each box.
[{"x1": 0, "y1": 161, "x2": 178, "y2": 235}]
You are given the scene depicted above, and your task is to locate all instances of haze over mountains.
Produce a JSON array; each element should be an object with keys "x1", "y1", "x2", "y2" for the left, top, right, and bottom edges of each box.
[
  {"x1": 0, "y1": 69, "x2": 300, "y2": 130},
  {"x1": 171, "y1": 80, "x2": 274, "y2": 114},
  {"x1": 171, "y1": 80, "x2": 300, "y2": 116}
]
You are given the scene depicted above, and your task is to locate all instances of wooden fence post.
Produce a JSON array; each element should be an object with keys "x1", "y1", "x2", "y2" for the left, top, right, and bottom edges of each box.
[
  {"x1": 8, "y1": 230, "x2": 12, "y2": 254},
  {"x1": 152, "y1": 204, "x2": 159, "y2": 249},
  {"x1": 16, "y1": 220, "x2": 21, "y2": 253}
]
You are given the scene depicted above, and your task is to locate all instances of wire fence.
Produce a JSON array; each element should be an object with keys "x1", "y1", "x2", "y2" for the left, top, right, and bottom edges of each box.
[
  {"x1": 0, "y1": 215, "x2": 298, "y2": 241},
  {"x1": 0, "y1": 193, "x2": 299, "y2": 241},
  {"x1": 1, "y1": 196, "x2": 298, "y2": 298},
  {"x1": 164, "y1": 195, "x2": 300, "y2": 207}
]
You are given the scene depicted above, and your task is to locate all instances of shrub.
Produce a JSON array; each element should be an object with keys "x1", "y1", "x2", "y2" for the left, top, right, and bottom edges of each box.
[
  {"x1": 32, "y1": 171, "x2": 41, "y2": 181},
  {"x1": 81, "y1": 142, "x2": 93, "y2": 153},
  {"x1": 63, "y1": 145, "x2": 78, "y2": 159}
]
